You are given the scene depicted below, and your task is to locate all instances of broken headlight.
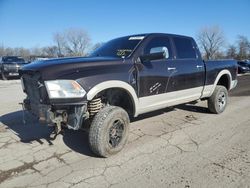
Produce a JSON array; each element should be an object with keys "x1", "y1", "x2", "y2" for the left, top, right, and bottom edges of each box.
[{"x1": 44, "y1": 80, "x2": 86, "y2": 99}]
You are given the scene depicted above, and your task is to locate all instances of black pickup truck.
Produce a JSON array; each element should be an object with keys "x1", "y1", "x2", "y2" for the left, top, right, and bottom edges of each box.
[
  {"x1": 0, "y1": 56, "x2": 26, "y2": 80},
  {"x1": 20, "y1": 33, "x2": 238, "y2": 157}
]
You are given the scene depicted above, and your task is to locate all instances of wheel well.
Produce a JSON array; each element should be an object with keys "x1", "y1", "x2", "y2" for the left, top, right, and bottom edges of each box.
[
  {"x1": 90, "y1": 88, "x2": 135, "y2": 116},
  {"x1": 217, "y1": 74, "x2": 230, "y2": 90}
]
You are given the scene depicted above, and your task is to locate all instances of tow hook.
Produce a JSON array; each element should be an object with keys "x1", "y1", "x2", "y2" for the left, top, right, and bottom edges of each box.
[{"x1": 50, "y1": 111, "x2": 68, "y2": 139}]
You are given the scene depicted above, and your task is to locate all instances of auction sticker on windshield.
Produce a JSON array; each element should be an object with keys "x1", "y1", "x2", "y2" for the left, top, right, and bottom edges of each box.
[{"x1": 129, "y1": 36, "x2": 144, "y2": 40}]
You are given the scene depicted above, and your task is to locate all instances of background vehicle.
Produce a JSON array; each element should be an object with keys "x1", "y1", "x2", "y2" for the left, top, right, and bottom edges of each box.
[
  {"x1": 237, "y1": 60, "x2": 250, "y2": 74},
  {"x1": 20, "y1": 33, "x2": 238, "y2": 157},
  {"x1": 0, "y1": 56, "x2": 27, "y2": 80}
]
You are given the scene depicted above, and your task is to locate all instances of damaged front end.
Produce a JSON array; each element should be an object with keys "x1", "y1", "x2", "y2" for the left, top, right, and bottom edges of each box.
[{"x1": 21, "y1": 72, "x2": 89, "y2": 133}]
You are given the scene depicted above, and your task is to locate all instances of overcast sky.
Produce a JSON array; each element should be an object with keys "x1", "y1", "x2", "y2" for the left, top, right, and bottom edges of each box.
[{"x1": 0, "y1": 0, "x2": 249, "y2": 48}]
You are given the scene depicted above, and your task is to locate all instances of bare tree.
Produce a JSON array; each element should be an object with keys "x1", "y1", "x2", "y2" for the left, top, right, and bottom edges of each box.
[
  {"x1": 14, "y1": 47, "x2": 31, "y2": 58},
  {"x1": 0, "y1": 45, "x2": 5, "y2": 56},
  {"x1": 42, "y1": 46, "x2": 58, "y2": 57},
  {"x1": 236, "y1": 35, "x2": 250, "y2": 60},
  {"x1": 4, "y1": 47, "x2": 15, "y2": 56},
  {"x1": 0, "y1": 46, "x2": 31, "y2": 59},
  {"x1": 196, "y1": 26, "x2": 225, "y2": 60},
  {"x1": 91, "y1": 42, "x2": 104, "y2": 51},
  {"x1": 226, "y1": 45, "x2": 237, "y2": 59},
  {"x1": 53, "y1": 28, "x2": 91, "y2": 57},
  {"x1": 30, "y1": 47, "x2": 43, "y2": 56},
  {"x1": 53, "y1": 33, "x2": 65, "y2": 57}
]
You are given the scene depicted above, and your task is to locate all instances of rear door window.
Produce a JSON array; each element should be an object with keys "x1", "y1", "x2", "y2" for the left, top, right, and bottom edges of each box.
[{"x1": 173, "y1": 37, "x2": 197, "y2": 59}]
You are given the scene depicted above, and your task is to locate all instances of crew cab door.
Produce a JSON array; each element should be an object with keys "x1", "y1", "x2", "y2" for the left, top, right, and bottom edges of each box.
[
  {"x1": 135, "y1": 36, "x2": 175, "y2": 97},
  {"x1": 170, "y1": 36, "x2": 205, "y2": 96},
  {"x1": 135, "y1": 36, "x2": 205, "y2": 115}
]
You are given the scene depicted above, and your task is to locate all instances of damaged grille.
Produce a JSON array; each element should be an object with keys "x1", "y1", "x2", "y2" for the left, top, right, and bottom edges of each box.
[
  {"x1": 22, "y1": 74, "x2": 41, "y2": 103},
  {"x1": 4, "y1": 63, "x2": 21, "y2": 72},
  {"x1": 22, "y1": 73, "x2": 48, "y2": 116}
]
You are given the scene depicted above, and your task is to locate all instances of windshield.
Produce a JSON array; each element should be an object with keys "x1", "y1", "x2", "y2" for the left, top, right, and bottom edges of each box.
[
  {"x1": 90, "y1": 35, "x2": 145, "y2": 58},
  {"x1": 3, "y1": 57, "x2": 25, "y2": 62}
]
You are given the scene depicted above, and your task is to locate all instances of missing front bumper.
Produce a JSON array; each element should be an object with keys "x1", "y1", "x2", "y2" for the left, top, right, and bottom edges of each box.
[{"x1": 23, "y1": 99, "x2": 88, "y2": 130}]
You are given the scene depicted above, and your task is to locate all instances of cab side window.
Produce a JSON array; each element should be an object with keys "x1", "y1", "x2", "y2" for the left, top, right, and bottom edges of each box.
[
  {"x1": 144, "y1": 37, "x2": 173, "y2": 59},
  {"x1": 173, "y1": 37, "x2": 197, "y2": 59}
]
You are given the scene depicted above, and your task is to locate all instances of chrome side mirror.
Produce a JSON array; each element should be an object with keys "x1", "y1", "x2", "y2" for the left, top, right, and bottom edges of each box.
[{"x1": 150, "y1": 46, "x2": 169, "y2": 59}]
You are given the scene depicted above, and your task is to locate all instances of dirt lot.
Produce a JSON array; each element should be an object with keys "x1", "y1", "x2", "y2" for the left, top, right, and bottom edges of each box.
[{"x1": 0, "y1": 74, "x2": 250, "y2": 188}]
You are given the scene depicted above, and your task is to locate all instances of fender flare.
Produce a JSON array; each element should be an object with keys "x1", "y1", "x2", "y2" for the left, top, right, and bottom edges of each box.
[
  {"x1": 86, "y1": 80, "x2": 139, "y2": 116},
  {"x1": 210, "y1": 69, "x2": 232, "y2": 96}
]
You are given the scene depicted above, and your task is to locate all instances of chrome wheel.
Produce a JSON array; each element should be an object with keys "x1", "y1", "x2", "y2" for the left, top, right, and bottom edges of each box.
[
  {"x1": 218, "y1": 92, "x2": 226, "y2": 111},
  {"x1": 208, "y1": 85, "x2": 228, "y2": 114}
]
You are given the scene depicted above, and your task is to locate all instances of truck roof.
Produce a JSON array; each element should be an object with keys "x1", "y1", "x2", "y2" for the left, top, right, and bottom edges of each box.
[{"x1": 123, "y1": 33, "x2": 193, "y2": 39}]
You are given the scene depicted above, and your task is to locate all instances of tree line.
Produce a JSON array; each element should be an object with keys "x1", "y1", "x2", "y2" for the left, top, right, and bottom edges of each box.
[
  {"x1": 0, "y1": 28, "x2": 102, "y2": 60},
  {"x1": 0, "y1": 26, "x2": 249, "y2": 61},
  {"x1": 197, "y1": 26, "x2": 250, "y2": 60}
]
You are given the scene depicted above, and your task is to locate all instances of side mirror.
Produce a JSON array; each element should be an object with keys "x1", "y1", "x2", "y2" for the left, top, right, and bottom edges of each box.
[{"x1": 140, "y1": 46, "x2": 169, "y2": 62}]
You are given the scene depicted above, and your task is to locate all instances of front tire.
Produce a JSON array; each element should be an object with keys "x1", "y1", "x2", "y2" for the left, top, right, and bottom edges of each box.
[
  {"x1": 208, "y1": 85, "x2": 228, "y2": 114},
  {"x1": 1, "y1": 72, "x2": 8, "y2": 80},
  {"x1": 89, "y1": 106, "x2": 130, "y2": 157}
]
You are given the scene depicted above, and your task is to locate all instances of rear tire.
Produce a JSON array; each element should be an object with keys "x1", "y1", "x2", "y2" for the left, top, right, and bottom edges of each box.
[
  {"x1": 89, "y1": 106, "x2": 130, "y2": 157},
  {"x1": 208, "y1": 85, "x2": 228, "y2": 114},
  {"x1": 1, "y1": 72, "x2": 8, "y2": 80}
]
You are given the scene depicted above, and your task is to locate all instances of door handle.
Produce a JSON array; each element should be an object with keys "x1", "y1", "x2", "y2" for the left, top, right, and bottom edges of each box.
[
  {"x1": 168, "y1": 67, "x2": 176, "y2": 71},
  {"x1": 196, "y1": 65, "x2": 203, "y2": 69}
]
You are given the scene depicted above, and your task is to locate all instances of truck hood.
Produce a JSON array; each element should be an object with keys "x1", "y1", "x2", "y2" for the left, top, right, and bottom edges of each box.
[{"x1": 20, "y1": 56, "x2": 125, "y2": 80}]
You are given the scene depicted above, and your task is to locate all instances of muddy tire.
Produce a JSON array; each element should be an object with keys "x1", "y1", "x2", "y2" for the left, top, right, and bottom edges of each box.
[
  {"x1": 89, "y1": 106, "x2": 130, "y2": 157},
  {"x1": 208, "y1": 85, "x2": 228, "y2": 114}
]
